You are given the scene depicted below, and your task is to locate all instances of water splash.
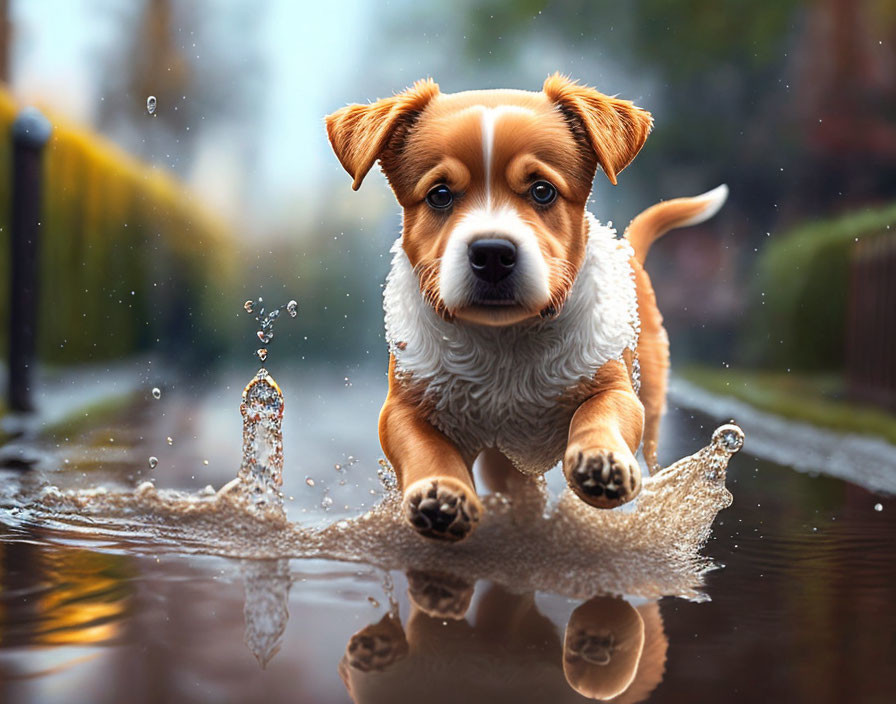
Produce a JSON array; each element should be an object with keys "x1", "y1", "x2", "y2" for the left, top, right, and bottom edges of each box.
[
  {"x1": 223, "y1": 296, "x2": 300, "y2": 510},
  {"x1": 1, "y1": 424, "x2": 744, "y2": 603},
  {"x1": 243, "y1": 297, "x2": 299, "y2": 364},
  {"x1": 236, "y1": 369, "x2": 284, "y2": 512}
]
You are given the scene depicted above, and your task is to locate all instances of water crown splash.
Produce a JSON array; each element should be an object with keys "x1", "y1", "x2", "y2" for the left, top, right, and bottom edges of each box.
[{"x1": 235, "y1": 297, "x2": 298, "y2": 511}]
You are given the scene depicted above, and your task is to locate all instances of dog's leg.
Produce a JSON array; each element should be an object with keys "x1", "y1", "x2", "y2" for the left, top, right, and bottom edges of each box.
[
  {"x1": 632, "y1": 259, "x2": 669, "y2": 471},
  {"x1": 380, "y1": 361, "x2": 482, "y2": 541},
  {"x1": 563, "y1": 360, "x2": 644, "y2": 509},
  {"x1": 476, "y1": 448, "x2": 547, "y2": 521}
]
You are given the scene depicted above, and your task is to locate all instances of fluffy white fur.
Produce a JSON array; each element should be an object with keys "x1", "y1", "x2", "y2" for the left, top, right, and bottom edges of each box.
[
  {"x1": 438, "y1": 206, "x2": 552, "y2": 313},
  {"x1": 384, "y1": 212, "x2": 639, "y2": 475}
]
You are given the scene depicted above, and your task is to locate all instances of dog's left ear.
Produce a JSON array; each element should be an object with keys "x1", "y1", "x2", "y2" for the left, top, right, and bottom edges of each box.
[
  {"x1": 325, "y1": 78, "x2": 440, "y2": 190},
  {"x1": 543, "y1": 73, "x2": 653, "y2": 185}
]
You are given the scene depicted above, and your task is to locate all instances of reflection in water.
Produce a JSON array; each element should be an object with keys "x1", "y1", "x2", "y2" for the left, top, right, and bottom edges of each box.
[
  {"x1": 564, "y1": 596, "x2": 661, "y2": 701},
  {"x1": 241, "y1": 558, "x2": 292, "y2": 668},
  {"x1": 340, "y1": 573, "x2": 667, "y2": 704},
  {"x1": 0, "y1": 532, "x2": 134, "y2": 679}
]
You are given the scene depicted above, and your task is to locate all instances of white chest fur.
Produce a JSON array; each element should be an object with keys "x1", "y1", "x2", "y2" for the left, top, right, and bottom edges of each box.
[{"x1": 383, "y1": 213, "x2": 639, "y2": 475}]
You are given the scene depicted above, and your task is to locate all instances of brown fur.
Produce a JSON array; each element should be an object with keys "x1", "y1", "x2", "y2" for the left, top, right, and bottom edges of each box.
[
  {"x1": 326, "y1": 75, "x2": 722, "y2": 540},
  {"x1": 542, "y1": 73, "x2": 654, "y2": 185},
  {"x1": 627, "y1": 195, "x2": 716, "y2": 265}
]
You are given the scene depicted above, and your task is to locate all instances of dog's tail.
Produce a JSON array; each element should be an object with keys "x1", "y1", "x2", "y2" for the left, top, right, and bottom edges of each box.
[{"x1": 626, "y1": 184, "x2": 728, "y2": 265}]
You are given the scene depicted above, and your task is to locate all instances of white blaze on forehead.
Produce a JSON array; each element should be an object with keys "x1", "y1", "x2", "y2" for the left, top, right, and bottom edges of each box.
[
  {"x1": 438, "y1": 206, "x2": 551, "y2": 312},
  {"x1": 479, "y1": 105, "x2": 535, "y2": 209}
]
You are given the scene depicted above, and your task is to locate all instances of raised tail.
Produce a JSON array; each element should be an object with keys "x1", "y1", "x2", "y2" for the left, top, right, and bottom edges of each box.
[{"x1": 626, "y1": 184, "x2": 729, "y2": 265}]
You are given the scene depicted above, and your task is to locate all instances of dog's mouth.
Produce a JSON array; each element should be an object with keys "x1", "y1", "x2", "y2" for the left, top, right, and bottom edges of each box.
[
  {"x1": 471, "y1": 299, "x2": 517, "y2": 307},
  {"x1": 468, "y1": 280, "x2": 518, "y2": 307}
]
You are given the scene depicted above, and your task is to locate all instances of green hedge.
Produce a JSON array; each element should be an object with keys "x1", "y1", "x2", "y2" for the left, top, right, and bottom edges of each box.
[
  {"x1": 0, "y1": 88, "x2": 236, "y2": 365},
  {"x1": 751, "y1": 202, "x2": 896, "y2": 370}
]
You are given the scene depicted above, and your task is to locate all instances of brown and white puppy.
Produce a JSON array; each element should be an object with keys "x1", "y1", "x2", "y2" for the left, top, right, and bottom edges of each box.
[{"x1": 326, "y1": 74, "x2": 726, "y2": 542}]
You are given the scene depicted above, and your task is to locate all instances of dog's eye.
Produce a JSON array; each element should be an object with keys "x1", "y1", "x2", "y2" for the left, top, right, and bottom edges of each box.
[
  {"x1": 530, "y1": 181, "x2": 557, "y2": 206},
  {"x1": 425, "y1": 185, "x2": 454, "y2": 210}
]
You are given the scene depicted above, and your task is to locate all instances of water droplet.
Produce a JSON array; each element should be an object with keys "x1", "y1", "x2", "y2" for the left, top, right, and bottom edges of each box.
[
  {"x1": 305, "y1": 477, "x2": 315, "y2": 487},
  {"x1": 244, "y1": 299, "x2": 255, "y2": 314},
  {"x1": 166, "y1": 436, "x2": 173, "y2": 446},
  {"x1": 146, "y1": 95, "x2": 157, "y2": 115},
  {"x1": 874, "y1": 503, "x2": 883, "y2": 512},
  {"x1": 151, "y1": 387, "x2": 161, "y2": 400},
  {"x1": 257, "y1": 330, "x2": 272, "y2": 344},
  {"x1": 256, "y1": 348, "x2": 268, "y2": 362},
  {"x1": 202, "y1": 459, "x2": 209, "y2": 466},
  {"x1": 344, "y1": 376, "x2": 352, "y2": 387},
  {"x1": 712, "y1": 424, "x2": 744, "y2": 454},
  {"x1": 367, "y1": 596, "x2": 380, "y2": 608},
  {"x1": 148, "y1": 456, "x2": 158, "y2": 469},
  {"x1": 321, "y1": 492, "x2": 333, "y2": 510},
  {"x1": 286, "y1": 300, "x2": 298, "y2": 318}
]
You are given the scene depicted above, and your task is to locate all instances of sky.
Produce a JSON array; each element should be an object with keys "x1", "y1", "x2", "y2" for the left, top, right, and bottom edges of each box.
[{"x1": 9, "y1": 0, "x2": 379, "y2": 228}]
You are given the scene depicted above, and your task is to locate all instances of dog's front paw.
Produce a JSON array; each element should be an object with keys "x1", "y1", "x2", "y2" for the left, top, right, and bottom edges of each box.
[
  {"x1": 564, "y1": 447, "x2": 642, "y2": 509},
  {"x1": 403, "y1": 477, "x2": 481, "y2": 542}
]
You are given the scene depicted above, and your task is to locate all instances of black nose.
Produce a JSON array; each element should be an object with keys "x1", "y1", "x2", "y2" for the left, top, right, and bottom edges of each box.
[{"x1": 468, "y1": 238, "x2": 517, "y2": 283}]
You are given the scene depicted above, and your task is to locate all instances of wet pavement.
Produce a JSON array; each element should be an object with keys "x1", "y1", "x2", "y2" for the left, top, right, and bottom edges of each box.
[{"x1": 0, "y1": 365, "x2": 894, "y2": 703}]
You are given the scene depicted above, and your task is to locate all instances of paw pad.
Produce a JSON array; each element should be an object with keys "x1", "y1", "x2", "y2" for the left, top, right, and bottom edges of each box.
[
  {"x1": 568, "y1": 450, "x2": 640, "y2": 508},
  {"x1": 405, "y1": 480, "x2": 479, "y2": 542}
]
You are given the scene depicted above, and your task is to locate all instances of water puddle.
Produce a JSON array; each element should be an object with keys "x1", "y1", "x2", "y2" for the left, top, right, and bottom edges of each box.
[
  {"x1": 0, "y1": 299, "x2": 751, "y2": 701},
  {"x1": 4, "y1": 362, "x2": 894, "y2": 702}
]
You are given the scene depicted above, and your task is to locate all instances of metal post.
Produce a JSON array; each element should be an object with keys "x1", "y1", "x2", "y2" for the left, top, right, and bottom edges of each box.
[{"x1": 7, "y1": 107, "x2": 52, "y2": 413}]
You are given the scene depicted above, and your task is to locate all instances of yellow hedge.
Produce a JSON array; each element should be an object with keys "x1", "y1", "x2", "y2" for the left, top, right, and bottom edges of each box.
[{"x1": 0, "y1": 88, "x2": 236, "y2": 364}]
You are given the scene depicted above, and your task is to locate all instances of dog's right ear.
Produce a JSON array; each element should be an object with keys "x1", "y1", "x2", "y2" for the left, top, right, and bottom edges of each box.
[
  {"x1": 325, "y1": 79, "x2": 440, "y2": 190},
  {"x1": 543, "y1": 73, "x2": 652, "y2": 186}
]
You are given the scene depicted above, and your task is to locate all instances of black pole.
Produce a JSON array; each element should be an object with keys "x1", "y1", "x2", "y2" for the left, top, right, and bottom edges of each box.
[{"x1": 7, "y1": 107, "x2": 51, "y2": 413}]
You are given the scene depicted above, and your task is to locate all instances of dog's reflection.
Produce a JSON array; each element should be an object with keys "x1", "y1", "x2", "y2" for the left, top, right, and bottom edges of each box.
[{"x1": 340, "y1": 571, "x2": 667, "y2": 703}]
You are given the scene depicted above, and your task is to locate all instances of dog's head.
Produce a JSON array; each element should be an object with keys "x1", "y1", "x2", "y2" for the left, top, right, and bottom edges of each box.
[{"x1": 325, "y1": 75, "x2": 652, "y2": 326}]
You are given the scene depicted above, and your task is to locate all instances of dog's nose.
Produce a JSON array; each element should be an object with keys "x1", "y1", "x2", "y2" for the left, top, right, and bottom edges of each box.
[{"x1": 468, "y1": 238, "x2": 517, "y2": 283}]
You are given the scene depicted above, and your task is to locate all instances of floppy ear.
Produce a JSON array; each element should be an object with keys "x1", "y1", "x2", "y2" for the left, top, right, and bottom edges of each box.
[
  {"x1": 325, "y1": 78, "x2": 440, "y2": 190},
  {"x1": 543, "y1": 73, "x2": 653, "y2": 185}
]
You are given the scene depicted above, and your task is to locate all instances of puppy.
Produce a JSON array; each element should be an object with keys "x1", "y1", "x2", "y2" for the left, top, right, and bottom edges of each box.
[{"x1": 325, "y1": 74, "x2": 726, "y2": 542}]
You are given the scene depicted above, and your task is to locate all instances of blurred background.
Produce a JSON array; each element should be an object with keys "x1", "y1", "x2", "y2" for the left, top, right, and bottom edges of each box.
[
  {"x1": 0, "y1": 0, "x2": 891, "y2": 402},
  {"x1": 0, "y1": 0, "x2": 894, "y2": 443}
]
